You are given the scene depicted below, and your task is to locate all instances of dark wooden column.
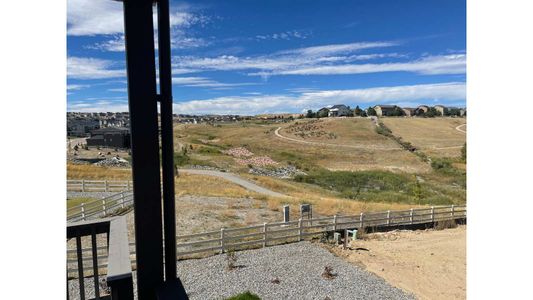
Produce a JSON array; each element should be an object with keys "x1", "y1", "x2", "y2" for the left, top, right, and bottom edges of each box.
[{"x1": 122, "y1": 0, "x2": 164, "y2": 298}]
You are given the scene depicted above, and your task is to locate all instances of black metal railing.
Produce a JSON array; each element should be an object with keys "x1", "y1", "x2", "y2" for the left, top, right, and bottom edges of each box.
[{"x1": 67, "y1": 217, "x2": 133, "y2": 300}]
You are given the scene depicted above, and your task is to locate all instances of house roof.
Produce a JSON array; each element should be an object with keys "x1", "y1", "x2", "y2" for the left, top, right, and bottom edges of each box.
[
  {"x1": 374, "y1": 105, "x2": 396, "y2": 109},
  {"x1": 91, "y1": 127, "x2": 130, "y2": 134},
  {"x1": 330, "y1": 104, "x2": 348, "y2": 109}
]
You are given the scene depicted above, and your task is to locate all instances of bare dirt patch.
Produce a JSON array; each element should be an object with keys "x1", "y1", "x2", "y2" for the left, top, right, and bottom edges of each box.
[{"x1": 326, "y1": 226, "x2": 466, "y2": 300}]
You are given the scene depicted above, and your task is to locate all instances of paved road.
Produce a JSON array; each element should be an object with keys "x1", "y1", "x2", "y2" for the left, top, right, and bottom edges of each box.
[{"x1": 180, "y1": 169, "x2": 287, "y2": 198}]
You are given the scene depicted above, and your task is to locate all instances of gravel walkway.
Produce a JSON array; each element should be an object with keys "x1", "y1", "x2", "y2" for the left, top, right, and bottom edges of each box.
[{"x1": 68, "y1": 242, "x2": 413, "y2": 300}]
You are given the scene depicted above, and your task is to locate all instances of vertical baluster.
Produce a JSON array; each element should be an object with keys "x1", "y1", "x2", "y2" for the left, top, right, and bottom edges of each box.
[
  {"x1": 81, "y1": 203, "x2": 85, "y2": 221},
  {"x1": 66, "y1": 269, "x2": 70, "y2": 300},
  {"x1": 220, "y1": 228, "x2": 225, "y2": 254},
  {"x1": 263, "y1": 223, "x2": 267, "y2": 248},
  {"x1": 76, "y1": 235, "x2": 86, "y2": 300},
  {"x1": 91, "y1": 229, "x2": 100, "y2": 299},
  {"x1": 298, "y1": 218, "x2": 303, "y2": 241}
]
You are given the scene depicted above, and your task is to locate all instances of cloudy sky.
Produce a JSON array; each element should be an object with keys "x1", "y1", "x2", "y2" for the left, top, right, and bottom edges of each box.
[{"x1": 67, "y1": 0, "x2": 466, "y2": 114}]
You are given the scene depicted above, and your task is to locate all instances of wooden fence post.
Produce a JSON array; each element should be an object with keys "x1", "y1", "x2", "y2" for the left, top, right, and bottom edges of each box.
[
  {"x1": 410, "y1": 208, "x2": 414, "y2": 224},
  {"x1": 81, "y1": 203, "x2": 85, "y2": 221},
  {"x1": 431, "y1": 206, "x2": 435, "y2": 223},
  {"x1": 102, "y1": 200, "x2": 106, "y2": 216},
  {"x1": 105, "y1": 180, "x2": 108, "y2": 192},
  {"x1": 451, "y1": 205, "x2": 455, "y2": 218},
  {"x1": 343, "y1": 229, "x2": 348, "y2": 250},
  {"x1": 387, "y1": 210, "x2": 391, "y2": 226},
  {"x1": 81, "y1": 180, "x2": 85, "y2": 192},
  {"x1": 359, "y1": 212, "x2": 364, "y2": 228},
  {"x1": 298, "y1": 218, "x2": 303, "y2": 242},
  {"x1": 333, "y1": 215, "x2": 337, "y2": 231},
  {"x1": 263, "y1": 223, "x2": 267, "y2": 248},
  {"x1": 220, "y1": 228, "x2": 225, "y2": 254},
  {"x1": 120, "y1": 192, "x2": 125, "y2": 209}
]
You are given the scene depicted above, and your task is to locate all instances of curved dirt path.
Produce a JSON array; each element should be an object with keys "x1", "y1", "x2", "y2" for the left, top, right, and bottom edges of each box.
[
  {"x1": 276, "y1": 121, "x2": 467, "y2": 151},
  {"x1": 455, "y1": 124, "x2": 467, "y2": 133},
  {"x1": 180, "y1": 169, "x2": 287, "y2": 198},
  {"x1": 274, "y1": 127, "x2": 402, "y2": 151}
]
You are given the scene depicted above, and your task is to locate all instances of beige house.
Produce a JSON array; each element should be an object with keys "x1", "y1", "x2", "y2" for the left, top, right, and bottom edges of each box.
[
  {"x1": 435, "y1": 105, "x2": 447, "y2": 116},
  {"x1": 415, "y1": 105, "x2": 429, "y2": 116},
  {"x1": 374, "y1": 105, "x2": 397, "y2": 116},
  {"x1": 402, "y1": 107, "x2": 416, "y2": 117}
]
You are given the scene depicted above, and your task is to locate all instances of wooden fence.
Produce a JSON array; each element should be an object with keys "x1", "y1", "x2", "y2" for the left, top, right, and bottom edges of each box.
[
  {"x1": 67, "y1": 191, "x2": 134, "y2": 222},
  {"x1": 67, "y1": 179, "x2": 133, "y2": 192},
  {"x1": 67, "y1": 204, "x2": 466, "y2": 277}
]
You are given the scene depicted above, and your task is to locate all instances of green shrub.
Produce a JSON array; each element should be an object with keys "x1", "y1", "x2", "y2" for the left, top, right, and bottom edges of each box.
[
  {"x1": 225, "y1": 291, "x2": 261, "y2": 300},
  {"x1": 174, "y1": 152, "x2": 190, "y2": 167}
]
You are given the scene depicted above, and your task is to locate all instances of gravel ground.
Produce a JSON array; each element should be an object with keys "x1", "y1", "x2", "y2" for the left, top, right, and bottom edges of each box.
[
  {"x1": 67, "y1": 191, "x2": 118, "y2": 199},
  {"x1": 176, "y1": 241, "x2": 414, "y2": 300},
  {"x1": 68, "y1": 242, "x2": 413, "y2": 300}
]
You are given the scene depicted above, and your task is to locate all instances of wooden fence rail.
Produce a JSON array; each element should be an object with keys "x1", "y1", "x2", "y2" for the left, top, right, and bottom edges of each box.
[
  {"x1": 67, "y1": 179, "x2": 133, "y2": 192},
  {"x1": 67, "y1": 191, "x2": 134, "y2": 222},
  {"x1": 67, "y1": 204, "x2": 466, "y2": 277}
]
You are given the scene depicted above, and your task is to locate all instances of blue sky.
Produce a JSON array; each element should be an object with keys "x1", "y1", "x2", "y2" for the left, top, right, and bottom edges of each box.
[{"x1": 67, "y1": 0, "x2": 466, "y2": 114}]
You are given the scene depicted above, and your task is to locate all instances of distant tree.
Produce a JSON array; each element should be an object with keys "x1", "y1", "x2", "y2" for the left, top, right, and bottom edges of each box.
[
  {"x1": 305, "y1": 110, "x2": 315, "y2": 118},
  {"x1": 367, "y1": 107, "x2": 377, "y2": 116},
  {"x1": 423, "y1": 107, "x2": 440, "y2": 118},
  {"x1": 360, "y1": 110, "x2": 368, "y2": 117},
  {"x1": 448, "y1": 108, "x2": 461, "y2": 117},
  {"x1": 354, "y1": 105, "x2": 363, "y2": 116},
  {"x1": 391, "y1": 106, "x2": 405, "y2": 117},
  {"x1": 317, "y1": 109, "x2": 329, "y2": 118}
]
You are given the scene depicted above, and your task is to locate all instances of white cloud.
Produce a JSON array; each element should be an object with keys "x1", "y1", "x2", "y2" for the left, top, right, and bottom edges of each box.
[
  {"x1": 172, "y1": 41, "x2": 397, "y2": 72},
  {"x1": 172, "y1": 77, "x2": 256, "y2": 88},
  {"x1": 256, "y1": 30, "x2": 310, "y2": 41},
  {"x1": 108, "y1": 88, "x2": 128, "y2": 93},
  {"x1": 68, "y1": 100, "x2": 129, "y2": 112},
  {"x1": 70, "y1": 0, "x2": 210, "y2": 52},
  {"x1": 67, "y1": 0, "x2": 124, "y2": 36},
  {"x1": 173, "y1": 82, "x2": 466, "y2": 115},
  {"x1": 69, "y1": 82, "x2": 465, "y2": 114},
  {"x1": 280, "y1": 41, "x2": 398, "y2": 56},
  {"x1": 67, "y1": 57, "x2": 125, "y2": 79},
  {"x1": 172, "y1": 41, "x2": 465, "y2": 77},
  {"x1": 260, "y1": 54, "x2": 466, "y2": 76},
  {"x1": 67, "y1": 84, "x2": 90, "y2": 91}
]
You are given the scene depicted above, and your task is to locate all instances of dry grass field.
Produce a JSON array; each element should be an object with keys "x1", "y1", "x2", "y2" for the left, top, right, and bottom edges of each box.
[
  {"x1": 67, "y1": 163, "x2": 418, "y2": 217},
  {"x1": 176, "y1": 118, "x2": 431, "y2": 173},
  {"x1": 381, "y1": 117, "x2": 466, "y2": 158},
  {"x1": 67, "y1": 117, "x2": 466, "y2": 227}
]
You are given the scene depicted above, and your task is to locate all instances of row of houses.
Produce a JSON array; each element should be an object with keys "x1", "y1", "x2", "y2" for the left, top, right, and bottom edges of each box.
[
  {"x1": 67, "y1": 112, "x2": 130, "y2": 136},
  {"x1": 315, "y1": 104, "x2": 466, "y2": 117},
  {"x1": 373, "y1": 105, "x2": 466, "y2": 117}
]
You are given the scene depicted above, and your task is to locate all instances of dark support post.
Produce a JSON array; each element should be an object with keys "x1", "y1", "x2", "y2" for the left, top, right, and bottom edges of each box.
[
  {"x1": 157, "y1": 0, "x2": 177, "y2": 281},
  {"x1": 122, "y1": 0, "x2": 164, "y2": 298}
]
